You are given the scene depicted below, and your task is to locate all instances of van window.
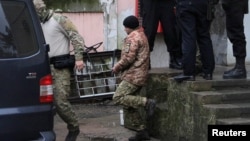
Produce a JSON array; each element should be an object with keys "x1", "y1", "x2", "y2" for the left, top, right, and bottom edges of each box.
[{"x1": 0, "y1": 1, "x2": 38, "y2": 58}]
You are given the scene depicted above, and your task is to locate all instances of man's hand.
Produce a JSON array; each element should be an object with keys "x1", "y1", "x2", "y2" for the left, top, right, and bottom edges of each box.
[
  {"x1": 75, "y1": 60, "x2": 85, "y2": 71},
  {"x1": 112, "y1": 66, "x2": 119, "y2": 74}
]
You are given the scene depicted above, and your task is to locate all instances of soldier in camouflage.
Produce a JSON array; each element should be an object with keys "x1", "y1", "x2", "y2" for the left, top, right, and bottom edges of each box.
[
  {"x1": 112, "y1": 15, "x2": 156, "y2": 141},
  {"x1": 33, "y1": 0, "x2": 85, "y2": 141}
]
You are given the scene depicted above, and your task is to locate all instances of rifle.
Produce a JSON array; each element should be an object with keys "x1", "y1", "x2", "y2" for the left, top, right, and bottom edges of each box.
[{"x1": 207, "y1": 0, "x2": 219, "y2": 21}]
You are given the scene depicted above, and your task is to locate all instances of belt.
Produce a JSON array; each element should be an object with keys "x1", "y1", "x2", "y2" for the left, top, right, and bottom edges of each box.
[{"x1": 50, "y1": 54, "x2": 71, "y2": 64}]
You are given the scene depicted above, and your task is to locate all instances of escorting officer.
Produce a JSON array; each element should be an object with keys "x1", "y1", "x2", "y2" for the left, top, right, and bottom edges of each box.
[
  {"x1": 33, "y1": 0, "x2": 85, "y2": 141},
  {"x1": 112, "y1": 15, "x2": 156, "y2": 141},
  {"x1": 222, "y1": 0, "x2": 248, "y2": 79},
  {"x1": 174, "y1": 0, "x2": 215, "y2": 82},
  {"x1": 140, "y1": 0, "x2": 182, "y2": 69}
]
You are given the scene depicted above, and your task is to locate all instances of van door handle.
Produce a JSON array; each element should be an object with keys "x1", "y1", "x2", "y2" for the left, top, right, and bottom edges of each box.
[{"x1": 44, "y1": 44, "x2": 50, "y2": 52}]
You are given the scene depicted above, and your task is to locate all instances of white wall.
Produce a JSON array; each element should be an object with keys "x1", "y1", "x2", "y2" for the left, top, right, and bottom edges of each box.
[{"x1": 245, "y1": 13, "x2": 250, "y2": 64}]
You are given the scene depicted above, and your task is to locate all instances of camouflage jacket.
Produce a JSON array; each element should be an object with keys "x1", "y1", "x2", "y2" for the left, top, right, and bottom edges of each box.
[
  {"x1": 113, "y1": 28, "x2": 150, "y2": 86},
  {"x1": 41, "y1": 11, "x2": 84, "y2": 60}
]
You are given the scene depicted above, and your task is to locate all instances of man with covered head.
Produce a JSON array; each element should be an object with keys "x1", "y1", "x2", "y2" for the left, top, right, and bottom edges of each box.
[
  {"x1": 112, "y1": 15, "x2": 156, "y2": 141},
  {"x1": 33, "y1": 0, "x2": 85, "y2": 141}
]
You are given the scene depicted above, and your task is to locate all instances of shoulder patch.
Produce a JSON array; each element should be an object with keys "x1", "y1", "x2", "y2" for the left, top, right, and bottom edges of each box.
[{"x1": 124, "y1": 42, "x2": 131, "y2": 53}]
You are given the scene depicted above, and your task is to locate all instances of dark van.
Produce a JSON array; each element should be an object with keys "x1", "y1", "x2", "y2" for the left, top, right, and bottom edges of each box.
[{"x1": 0, "y1": 0, "x2": 55, "y2": 140}]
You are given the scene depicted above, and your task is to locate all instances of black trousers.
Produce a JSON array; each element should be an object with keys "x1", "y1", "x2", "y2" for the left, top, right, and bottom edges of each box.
[
  {"x1": 222, "y1": 0, "x2": 247, "y2": 59},
  {"x1": 176, "y1": 0, "x2": 215, "y2": 75},
  {"x1": 141, "y1": 0, "x2": 181, "y2": 55}
]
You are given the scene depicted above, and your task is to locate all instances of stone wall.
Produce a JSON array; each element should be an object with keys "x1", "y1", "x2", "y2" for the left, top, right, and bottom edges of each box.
[{"x1": 136, "y1": 69, "x2": 217, "y2": 141}]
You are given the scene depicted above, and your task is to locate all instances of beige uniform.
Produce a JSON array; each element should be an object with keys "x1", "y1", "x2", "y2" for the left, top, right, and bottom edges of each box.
[{"x1": 42, "y1": 11, "x2": 84, "y2": 132}]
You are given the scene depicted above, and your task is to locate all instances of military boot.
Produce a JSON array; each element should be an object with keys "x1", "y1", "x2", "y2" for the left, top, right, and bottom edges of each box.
[
  {"x1": 128, "y1": 129, "x2": 150, "y2": 141},
  {"x1": 169, "y1": 53, "x2": 182, "y2": 70},
  {"x1": 223, "y1": 66, "x2": 236, "y2": 75},
  {"x1": 65, "y1": 128, "x2": 80, "y2": 141},
  {"x1": 223, "y1": 58, "x2": 247, "y2": 79}
]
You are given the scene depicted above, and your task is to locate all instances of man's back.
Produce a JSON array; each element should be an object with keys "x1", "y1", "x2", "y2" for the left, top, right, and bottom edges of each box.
[{"x1": 41, "y1": 13, "x2": 70, "y2": 57}]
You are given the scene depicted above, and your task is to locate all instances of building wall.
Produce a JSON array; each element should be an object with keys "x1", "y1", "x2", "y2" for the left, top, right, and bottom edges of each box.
[
  {"x1": 211, "y1": 3, "x2": 250, "y2": 66},
  {"x1": 46, "y1": 0, "x2": 250, "y2": 67},
  {"x1": 117, "y1": 1, "x2": 250, "y2": 67},
  {"x1": 62, "y1": 13, "x2": 104, "y2": 51}
]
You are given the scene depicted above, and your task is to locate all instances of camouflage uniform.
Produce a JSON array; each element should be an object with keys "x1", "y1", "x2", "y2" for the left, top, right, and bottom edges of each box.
[
  {"x1": 47, "y1": 14, "x2": 84, "y2": 132},
  {"x1": 115, "y1": 81, "x2": 146, "y2": 131},
  {"x1": 33, "y1": 0, "x2": 84, "y2": 133},
  {"x1": 50, "y1": 66, "x2": 79, "y2": 131},
  {"x1": 112, "y1": 28, "x2": 150, "y2": 131}
]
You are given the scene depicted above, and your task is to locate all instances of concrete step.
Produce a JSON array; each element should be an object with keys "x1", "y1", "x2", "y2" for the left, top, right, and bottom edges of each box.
[
  {"x1": 203, "y1": 103, "x2": 250, "y2": 118},
  {"x1": 192, "y1": 89, "x2": 250, "y2": 104},
  {"x1": 216, "y1": 117, "x2": 250, "y2": 125},
  {"x1": 186, "y1": 79, "x2": 250, "y2": 91}
]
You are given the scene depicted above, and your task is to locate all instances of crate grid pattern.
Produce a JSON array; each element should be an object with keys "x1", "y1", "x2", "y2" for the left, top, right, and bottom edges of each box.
[{"x1": 70, "y1": 50, "x2": 121, "y2": 99}]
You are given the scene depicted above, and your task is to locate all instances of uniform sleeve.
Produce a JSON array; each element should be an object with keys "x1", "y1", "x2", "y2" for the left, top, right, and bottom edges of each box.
[
  {"x1": 114, "y1": 38, "x2": 138, "y2": 72},
  {"x1": 58, "y1": 15, "x2": 85, "y2": 61}
]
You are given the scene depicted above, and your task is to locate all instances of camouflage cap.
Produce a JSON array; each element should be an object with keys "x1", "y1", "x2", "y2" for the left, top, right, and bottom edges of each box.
[
  {"x1": 33, "y1": 0, "x2": 46, "y2": 11},
  {"x1": 33, "y1": 0, "x2": 50, "y2": 22}
]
